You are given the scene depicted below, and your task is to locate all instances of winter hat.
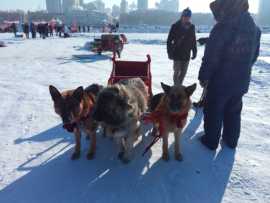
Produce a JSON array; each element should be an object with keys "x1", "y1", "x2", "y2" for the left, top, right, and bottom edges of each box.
[
  {"x1": 210, "y1": 0, "x2": 249, "y2": 21},
  {"x1": 182, "y1": 8, "x2": 192, "y2": 18}
]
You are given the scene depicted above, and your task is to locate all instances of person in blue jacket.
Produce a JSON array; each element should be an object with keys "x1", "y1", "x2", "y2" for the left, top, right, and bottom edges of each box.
[{"x1": 198, "y1": 0, "x2": 261, "y2": 150}]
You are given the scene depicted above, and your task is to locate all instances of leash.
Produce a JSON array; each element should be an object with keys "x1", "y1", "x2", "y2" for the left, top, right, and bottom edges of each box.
[{"x1": 194, "y1": 85, "x2": 207, "y2": 116}]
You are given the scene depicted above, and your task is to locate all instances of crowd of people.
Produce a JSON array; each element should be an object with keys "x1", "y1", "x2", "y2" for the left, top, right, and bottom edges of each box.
[
  {"x1": 11, "y1": 22, "x2": 72, "y2": 39},
  {"x1": 167, "y1": 0, "x2": 261, "y2": 150},
  {"x1": 10, "y1": 21, "x2": 120, "y2": 40}
]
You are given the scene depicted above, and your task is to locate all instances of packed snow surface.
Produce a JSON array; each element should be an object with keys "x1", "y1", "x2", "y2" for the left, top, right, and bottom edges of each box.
[{"x1": 0, "y1": 33, "x2": 269, "y2": 203}]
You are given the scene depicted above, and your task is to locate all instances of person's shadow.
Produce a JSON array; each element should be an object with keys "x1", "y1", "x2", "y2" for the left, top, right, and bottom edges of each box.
[
  {"x1": 139, "y1": 110, "x2": 235, "y2": 203},
  {"x1": 0, "y1": 124, "x2": 153, "y2": 203},
  {"x1": 0, "y1": 111, "x2": 234, "y2": 203}
]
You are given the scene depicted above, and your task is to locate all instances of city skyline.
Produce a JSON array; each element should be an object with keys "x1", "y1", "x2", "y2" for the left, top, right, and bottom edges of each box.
[{"x1": 0, "y1": 0, "x2": 260, "y2": 13}]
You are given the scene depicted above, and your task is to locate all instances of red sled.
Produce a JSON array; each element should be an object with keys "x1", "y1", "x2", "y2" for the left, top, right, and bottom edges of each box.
[{"x1": 108, "y1": 55, "x2": 153, "y2": 96}]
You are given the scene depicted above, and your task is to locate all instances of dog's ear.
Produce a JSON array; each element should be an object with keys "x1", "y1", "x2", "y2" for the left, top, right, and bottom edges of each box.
[
  {"x1": 49, "y1": 85, "x2": 62, "y2": 102},
  {"x1": 73, "y1": 86, "x2": 84, "y2": 102},
  {"x1": 185, "y1": 83, "x2": 197, "y2": 97},
  {"x1": 161, "y1": 82, "x2": 171, "y2": 94}
]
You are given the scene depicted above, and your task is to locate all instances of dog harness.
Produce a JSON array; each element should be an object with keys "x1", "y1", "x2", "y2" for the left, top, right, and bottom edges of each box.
[
  {"x1": 63, "y1": 94, "x2": 95, "y2": 133},
  {"x1": 142, "y1": 96, "x2": 191, "y2": 156}
]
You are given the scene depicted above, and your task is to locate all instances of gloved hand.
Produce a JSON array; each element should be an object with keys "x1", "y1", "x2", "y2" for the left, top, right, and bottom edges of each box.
[
  {"x1": 200, "y1": 80, "x2": 208, "y2": 88},
  {"x1": 191, "y1": 52, "x2": 197, "y2": 60}
]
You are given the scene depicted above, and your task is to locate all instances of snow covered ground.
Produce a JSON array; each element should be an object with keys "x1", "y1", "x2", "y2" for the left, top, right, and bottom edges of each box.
[{"x1": 0, "y1": 32, "x2": 269, "y2": 203}]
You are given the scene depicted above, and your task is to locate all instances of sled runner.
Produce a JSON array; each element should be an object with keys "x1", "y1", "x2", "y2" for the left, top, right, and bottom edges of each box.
[
  {"x1": 108, "y1": 55, "x2": 153, "y2": 96},
  {"x1": 91, "y1": 34, "x2": 127, "y2": 58}
]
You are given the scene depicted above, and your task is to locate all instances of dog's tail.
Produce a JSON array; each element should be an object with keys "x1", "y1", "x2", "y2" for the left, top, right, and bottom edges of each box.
[{"x1": 85, "y1": 84, "x2": 103, "y2": 97}]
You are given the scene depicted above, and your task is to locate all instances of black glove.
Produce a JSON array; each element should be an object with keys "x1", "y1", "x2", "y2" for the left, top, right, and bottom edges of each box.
[
  {"x1": 191, "y1": 52, "x2": 197, "y2": 60},
  {"x1": 200, "y1": 80, "x2": 208, "y2": 88}
]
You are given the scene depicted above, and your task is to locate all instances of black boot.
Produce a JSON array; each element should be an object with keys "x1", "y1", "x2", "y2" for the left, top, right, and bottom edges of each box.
[
  {"x1": 200, "y1": 135, "x2": 218, "y2": 151},
  {"x1": 222, "y1": 138, "x2": 238, "y2": 149}
]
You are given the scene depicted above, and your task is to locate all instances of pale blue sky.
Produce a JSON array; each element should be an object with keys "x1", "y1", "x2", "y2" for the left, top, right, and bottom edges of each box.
[{"x1": 0, "y1": 0, "x2": 260, "y2": 13}]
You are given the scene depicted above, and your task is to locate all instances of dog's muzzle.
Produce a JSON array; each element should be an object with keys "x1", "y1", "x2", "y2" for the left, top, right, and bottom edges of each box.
[{"x1": 63, "y1": 123, "x2": 77, "y2": 133}]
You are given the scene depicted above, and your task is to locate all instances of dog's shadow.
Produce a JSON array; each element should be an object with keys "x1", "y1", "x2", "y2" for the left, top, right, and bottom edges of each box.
[
  {"x1": 1, "y1": 111, "x2": 234, "y2": 203},
  {"x1": 0, "y1": 124, "x2": 153, "y2": 203},
  {"x1": 139, "y1": 109, "x2": 235, "y2": 203}
]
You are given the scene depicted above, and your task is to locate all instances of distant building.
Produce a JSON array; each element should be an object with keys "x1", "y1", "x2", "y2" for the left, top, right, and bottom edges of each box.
[
  {"x1": 92, "y1": 0, "x2": 106, "y2": 13},
  {"x1": 129, "y1": 2, "x2": 137, "y2": 11},
  {"x1": 120, "y1": 0, "x2": 129, "y2": 14},
  {"x1": 46, "y1": 0, "x2": 62, "y2": 13},
  {"x1": 84, "y1": 2, "x2": 97, "y2": 11},
  {"x1": 62, "y1": 0, "x2": 82, "y2": 12},
  {"x1": 62, "y1": 0, "x2": 73, "y2": 12},
  {"x1": 137, "y1": 0, "x2": 148, "y2": 10},
  {"x1": 156, "y1": 0, "x2": 179, "y2": 13},
  {"x1": 259, "y1": 0, "x2": 270, "y2": 25},
  {"x1": 80, "y1": 0, "x2": 84, "y2": 6},
  {"x1": 112, "y1": 5, "x2": 121, "y2": 17}
]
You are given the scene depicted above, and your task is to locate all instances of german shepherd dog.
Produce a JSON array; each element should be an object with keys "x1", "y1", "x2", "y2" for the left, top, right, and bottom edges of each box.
[
  {"x1": 49, "y1": 84, "x2": 103, "y2": 160},
  {"x1": 149, "y1": 83, "x2": 196, "y2": 161},
  {"x1": 93, "y1": 78, "x2": 148, "y2": 163}
]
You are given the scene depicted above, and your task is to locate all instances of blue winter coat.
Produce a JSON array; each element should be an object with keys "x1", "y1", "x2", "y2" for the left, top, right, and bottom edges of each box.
[{"x1": 199, "y1": 12, "x2": 261, "y2": 95}]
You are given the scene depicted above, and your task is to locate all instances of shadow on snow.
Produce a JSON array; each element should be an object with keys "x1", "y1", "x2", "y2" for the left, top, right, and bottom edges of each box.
[
  {"x1": 57, "y1": 54, "x2": 111, "y2": 65},
  {"x1": 0, "y1": 109, "x2": 235, "y2": 203}
]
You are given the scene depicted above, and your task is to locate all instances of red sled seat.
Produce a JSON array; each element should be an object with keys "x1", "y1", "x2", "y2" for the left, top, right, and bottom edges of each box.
[{"x1": 108, "y1": 55, "x2": 152, "y2": 96}]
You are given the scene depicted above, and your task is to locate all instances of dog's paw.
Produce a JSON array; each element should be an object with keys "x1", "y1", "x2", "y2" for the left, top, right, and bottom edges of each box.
[
  {"x1": 175, "y1": 153, "x2": 183, "y2": 162},
  {"x1": 118, "y1": 151, "x2": 124, "y2": 160},
  {"x1": 86, "y1": 152, "x2": 95, "y2": 160},
  {"x1": 162, "y1": 153, "x2": 170, "y2": 161},
  {"x1": 71, "y1": 151, "x2": 81, "y2": 160}
]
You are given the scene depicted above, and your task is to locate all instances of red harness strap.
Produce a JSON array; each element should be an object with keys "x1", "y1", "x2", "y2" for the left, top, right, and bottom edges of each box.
[{"x1": 142, "y1": 97, "x2": 190, "y2": 156}]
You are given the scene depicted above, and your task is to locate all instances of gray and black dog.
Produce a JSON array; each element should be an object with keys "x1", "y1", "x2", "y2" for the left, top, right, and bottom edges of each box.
[{"x1": 93, "y1": 78, "x2": 148, "y2": 163}]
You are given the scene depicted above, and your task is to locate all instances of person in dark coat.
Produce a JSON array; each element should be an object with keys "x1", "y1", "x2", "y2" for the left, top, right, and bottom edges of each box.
[
  {"x1": 11, "y1": 23, "x2": 17, "y2": 37},
  {"x1": 30, "y1": 22, "x2": 36, "y2": 39},
  {"x1": 23, "y1": 23, "x2": 30, "y2": 39},
  {"x1": 49, "y1": 24, "x2": 53, "y2": 36},
  {"x1": 167, "y1": 8, "x2": 197, "y2": 85},
  {"x1": 45, "y1": 23, "x2": 49, "y2": 37},
  {"x1": 37, "y1": 24, "x2": 42, "y2": 38},
  {"x1": 198, "y1": 0, "x2": 261, "y2": 150}
]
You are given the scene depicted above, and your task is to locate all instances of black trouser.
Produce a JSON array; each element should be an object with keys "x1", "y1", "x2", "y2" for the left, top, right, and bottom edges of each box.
[{"x1": 203, "y1": 90, "x2": 243, "y2": 148}]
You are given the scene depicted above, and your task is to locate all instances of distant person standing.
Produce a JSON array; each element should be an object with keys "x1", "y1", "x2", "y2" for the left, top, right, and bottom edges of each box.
[
  {"x1": 23, "y1": 23, "x2": 30, "y2": 39},
  {"x1": 167, "y1": 8, "x2": 197, "y2": 85},
  {"x1": 30, "y1": 22, "x2": 37, "y2": 39},
  {"x1": 49, "y1": 24, "x2": 53, "y2": 37},
  {"x1": 11, "y1": 23, "x2": 17, "y2": 37},
  {"x1": 45, "y1": 23, "x2": 49, "y2": 37}
]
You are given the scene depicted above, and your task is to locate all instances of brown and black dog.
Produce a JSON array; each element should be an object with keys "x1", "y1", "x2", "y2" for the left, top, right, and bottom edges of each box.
[
  {"x1": 49, "y1": 84, "x2": 103, "y2": 160},
  {"x1": 148, "y1": 83, "x2": 196, "y2": 161}
]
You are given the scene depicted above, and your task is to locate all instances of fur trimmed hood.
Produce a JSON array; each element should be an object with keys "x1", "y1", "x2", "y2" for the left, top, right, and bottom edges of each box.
[{"x1": 210, "y1": 0, "x2": 249, "y2": 22}]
